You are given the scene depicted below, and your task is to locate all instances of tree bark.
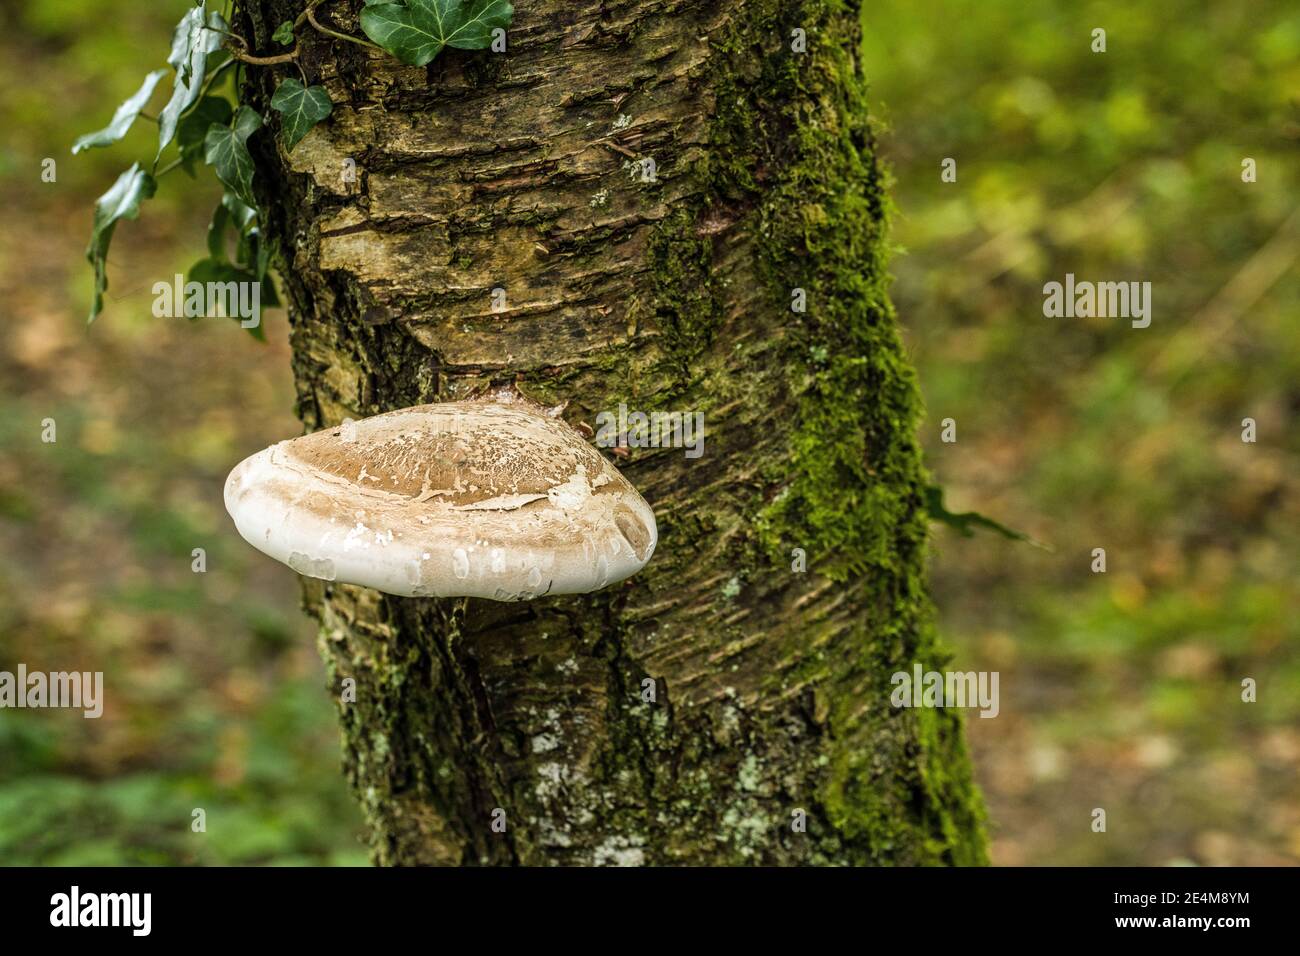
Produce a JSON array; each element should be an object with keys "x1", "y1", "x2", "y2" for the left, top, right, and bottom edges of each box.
[{"x1": 239, "y1": 0, "x2": 987, "y2": 865}]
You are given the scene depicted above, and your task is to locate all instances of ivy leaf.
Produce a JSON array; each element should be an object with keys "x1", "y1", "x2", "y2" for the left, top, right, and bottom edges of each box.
[
  {"x1": 259, "y1": 267, "x2": 281, "y2": 312},
  {"x1": 186, "y1": 258, "x2": 268, "y2": 340},
  {"x1": 72, "y1": 70, "x2": 168, "y2": 154},
  {"x1": 260, "y1": 272, "x2": 281, "y2": 312},
  {"x1": 178, "y1": 95, "x2": 233, "y2": 174},
  {"x1": 245, "y1": 230, "x2": 275, "y2": 282},
  {"x1": 360, "y1": 0, "x2": 513, "y2": 67},
  {"x1": 157, "y1": 4, "x2": 226, "y2": 160},
  {"x1": 206, "y1": 201, "x2": 230, "y2": 259},
  {"x1": 85, "y1": 164, "x2": 157, "y2": 323},
  {"x1": 186, "y1": 258, "x2": 253, "y2": 309},
  {"x1": 207, "y1": 189, "x2": 269, "y2": 271},
  {"x1": 272, "y1": 20, "x2": 295, "y2": 45},
  {"x1": 270, "y1": 78, "x2": 333, "y2": 151},
  {"x1": 203, "y1": 106, "x2": 263, "y2": 206},
  {"x1": 923, "y1": 485, "x2": 1049, "y2": 550},
  {"x1": 221, "y1": 190, "x2": 258, "y2": 233}
]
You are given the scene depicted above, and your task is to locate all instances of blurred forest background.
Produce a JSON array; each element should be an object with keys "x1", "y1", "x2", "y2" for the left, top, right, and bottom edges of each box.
[{"x1": 0, "y1": 0, "x2": 1296, "y2": 865}]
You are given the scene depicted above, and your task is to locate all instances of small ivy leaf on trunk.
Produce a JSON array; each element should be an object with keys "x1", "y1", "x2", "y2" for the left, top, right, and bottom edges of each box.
[
  {"x1": 272, "y1": 20, "x2": 295, "y2": 45},
  {"x1": 85, "y1": 164, "x2": 157, "y2": 323},
  {"x1": 270, "y1": 79, "x2": 333, "y2": 151},
  {"x1": 204, "y1": 106, "x2": 263, "y2": 206},
  {"x1": 157, "y1": 4, "x2": 227, "y2": 160},
  {"x1": 178, "y1": 95, "x2": 234, "y2": 175},
  {"x1": 72, "y1": 69, "x2": 168, "y2": 154},
  {"x1": 361, "y1": 0, "x2": 513, "y2": 67}
]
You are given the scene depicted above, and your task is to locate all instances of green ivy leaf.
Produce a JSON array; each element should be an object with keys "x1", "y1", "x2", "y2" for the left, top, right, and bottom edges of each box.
[
  {"x1": 157, "y1": 4, "x2": 226, "y2": 160},
  {"x1": 206, "y1": 190, "x2": 274, "y2": 289},
  {"x1": 203, "y1": 106, "x2": 263, "y2": 206},
  {"x1": 221, "y1": 190, "x2": 258, "y2": 233},
  {"x1": 72, "y1": 70, "x2": 168, "y2": 154},
  {"x1": 186, "y1": 258, "x2": 268, "y2": 340},
  {"x1": 206, "y1": 201, "x2": 231, "y2": 259},
  {"x1": 272, "y1": 20, "x2": 295, "y2": 45},
  {"x1": 269, "y1": 79, "x2": 333, "y2": 151},
  {"x1": 186, "y1": 258, "x2": 253, "y2": 304},
  {"x1": 360, "y1": 0, "x2": 513, "y2": 67},
  {"x1": 246, "y1": 230, "x2": 274, "y2": 282},
  {"x1": 85, "y1": 164, "x2": 157, "y2": 323},
  {"x1": 178, "y1": 95, "x2": 233, "y2": 174},
  {"x1": 259, "y1": 270, "x2": 281, "y2": 313}
]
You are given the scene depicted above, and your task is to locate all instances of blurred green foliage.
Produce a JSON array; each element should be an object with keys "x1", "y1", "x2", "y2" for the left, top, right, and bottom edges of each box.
[
  {"x1": 0, "y1": 0, "x2": 364, "y2": 865},
  {"x1": 863, "y1": 0, "x2": 1300, "y2": 863}
]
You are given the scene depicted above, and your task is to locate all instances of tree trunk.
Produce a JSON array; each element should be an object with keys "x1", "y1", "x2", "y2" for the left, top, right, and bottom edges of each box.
[{"x1": 239, "y1": 0, "x2": 987, "y2": 865}]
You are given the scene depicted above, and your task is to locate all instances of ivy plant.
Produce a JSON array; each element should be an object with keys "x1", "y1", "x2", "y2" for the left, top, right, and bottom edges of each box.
[{"x1": 74, "y1": 0, "x2": 514, "y2": 327}]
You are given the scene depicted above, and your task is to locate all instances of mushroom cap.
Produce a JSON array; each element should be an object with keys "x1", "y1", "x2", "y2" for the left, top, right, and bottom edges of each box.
[{"x1": 223, "y1": 398, "x2": 657, "y2": 600}]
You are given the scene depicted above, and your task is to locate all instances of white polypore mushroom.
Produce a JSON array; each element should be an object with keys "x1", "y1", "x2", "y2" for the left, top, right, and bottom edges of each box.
[{"x1": 223, "y1": 394, "x2": 657, "y2": 600}]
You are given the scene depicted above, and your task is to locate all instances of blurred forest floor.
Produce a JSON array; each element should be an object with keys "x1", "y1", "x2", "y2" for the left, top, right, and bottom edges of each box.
[{"x1": 0, "y1": 0, "x2": 1296, "y2": 865}]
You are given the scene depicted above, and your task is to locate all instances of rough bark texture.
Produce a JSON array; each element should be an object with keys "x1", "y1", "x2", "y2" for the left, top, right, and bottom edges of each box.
[{"x1": 239, "y1": 0, "x2": 988, "y2": 865}]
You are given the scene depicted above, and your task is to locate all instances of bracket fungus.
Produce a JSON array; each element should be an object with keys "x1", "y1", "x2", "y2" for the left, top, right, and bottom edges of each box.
[{"x1": 223, "y1": 393, "x2": 657, "y2": 601}]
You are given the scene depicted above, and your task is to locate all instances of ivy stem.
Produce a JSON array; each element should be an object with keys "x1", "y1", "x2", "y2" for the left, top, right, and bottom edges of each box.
[
  {"x1": 198, "y1": 57, "x2": 238, "y2": 100},
  {"x1": 155, "y1": 157, "x2": 185, "y2": 179},
  {"x1": 294, "y1": 0, "x2": 328, "y2": 30},
  {"x1": 148, "y1": 58, "x2": 238, "y2": 177},
  {"x1": 223, "y1": 1, "x2": 377, "y2": 66},
  {"x1": 221, "y1": 25, "x2": 298, "y2": 64},
  {"x1": 228, "y1": 48, "x2": 299, "y2": 64},
  {"x1": 307, "y1": 3, "x2": 383, "y2": 52}
]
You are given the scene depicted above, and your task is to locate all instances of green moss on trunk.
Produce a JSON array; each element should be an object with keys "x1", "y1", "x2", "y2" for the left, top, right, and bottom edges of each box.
[{"x1": 243, "y1": 0, "x2": 986, "y2": 866}]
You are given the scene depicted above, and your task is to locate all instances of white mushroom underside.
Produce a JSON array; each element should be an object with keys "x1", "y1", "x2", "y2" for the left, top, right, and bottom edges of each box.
[{"x1": 223, "y1": 402, "x2": 657, "y2": 600}]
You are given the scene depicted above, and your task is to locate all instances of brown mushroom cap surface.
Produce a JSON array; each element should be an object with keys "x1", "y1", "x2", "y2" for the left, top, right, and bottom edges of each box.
[{"x1": 223, "y1": 398, "x2": 657, "y2": 600}]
